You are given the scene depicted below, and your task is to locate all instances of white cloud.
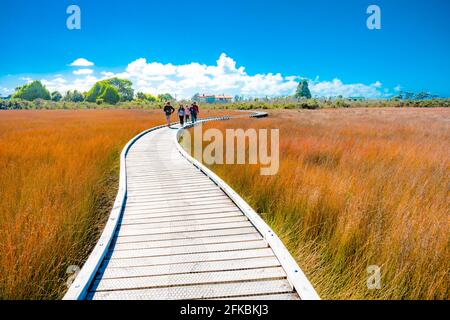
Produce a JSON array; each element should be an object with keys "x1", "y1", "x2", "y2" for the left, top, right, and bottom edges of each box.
[
  {"x1": 69, "y1": 58, "x2": 94, "y2": 67},
  {"x1": 372, "y1": 81, "x2": 382, "y2": 88},
  {"x1": 73, "y1": 69, "x2": 94, "y2": 75},
  {"x1": 394, "y1": 85, "x2": 402, "y2": 92},
  {"x1": 309, "y1": 78, "x2": 384, "y2": 98},
  {"x1": 101, "y1": 71, "x2": 115, "y2": 78},
  {"x1": 41, "y1": 75, "x2": 99, "y2": 94},
  {"x1": 109, "y1": 53, "x2": 300, "y2": 98},
  {"x1": 20, "y1": 77, "x2": 33, "y2": 83},
  {"x1": 33, "y1": 53, "x2": 387, "y2": 99}
]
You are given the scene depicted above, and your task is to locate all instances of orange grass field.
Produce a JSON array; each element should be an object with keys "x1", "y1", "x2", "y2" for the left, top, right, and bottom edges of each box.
[
  {"x1": 0, "y1": 109, "x2": 232, "y2": 299},
  {"x1": 0, "y1": 108, "x2": 448, "y2": 300},
  {"x1": 194, "y1": 108, "x2": 449, "y2": 300}
]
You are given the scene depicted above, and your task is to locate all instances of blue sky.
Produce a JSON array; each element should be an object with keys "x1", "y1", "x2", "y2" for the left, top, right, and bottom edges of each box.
[{"x1": 0, "y1": 0, "x2": 449, "y2": 98}]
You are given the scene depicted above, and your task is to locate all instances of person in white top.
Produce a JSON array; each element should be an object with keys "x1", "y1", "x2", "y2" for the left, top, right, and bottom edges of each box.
[{"x1": 184, "y1": 104, "x2": 191, "y2": 124}]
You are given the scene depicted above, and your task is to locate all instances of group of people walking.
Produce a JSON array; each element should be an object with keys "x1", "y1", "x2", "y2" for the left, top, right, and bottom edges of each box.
[{"x1": 163, "y1": 101, "x2": 200, "y2": 127}]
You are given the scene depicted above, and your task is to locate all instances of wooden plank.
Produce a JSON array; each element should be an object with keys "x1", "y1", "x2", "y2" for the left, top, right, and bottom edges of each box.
[
  {"x1": 102, "y1": 248, "x2": 275, "y2": 268},
  {"x1": 121, "y1": 211, "x2": 242, "y2": 225},
  {"x1": 121, "y1": 209, "x2": 241, "y2": 221},
  {"x1": 107, "y1": 240, "x2": 268, "y2": 259},
  {"x1": 124, "y1": 201, "x2": 234, "y2": 213},
  {"x1": 126, "y1": 173, "x2": 205, "y2": 181},
  {"x1": 87, "y1": 279, "x2": 294, "y2": 300},
  {"x1": 127, "y1": 194, "x2": 234, "y2": 209},
  {"x1": 217, "y1": 293, "x2": 300, "y2": 300},
  {"x1": 91, "y1": 267, "x2": 286, "y2": 292},
  {"x1": 114, "y1": 227, "x2": 258, "y2": 243},
  {"x1": 95, "y1": 256, "x2": 281, "y2": 280},
  {"x1": 128, "y1": 171, "x2": 197, "y2": 176},
  {"x1": 124, "y1": 199, "x2": 234, "y2": 211},
  {"x1": 126, "y1": 177, "x2": 207, "y2": 184},
  {"x1": 127, "y1": 172, "x2": 198, "y2": 178},
  {"x1": 127, "y1": 166, "x2": 193, "y2": 171},
  {"x1": 127, "y1": 179, "x2": 211, "y2": 189},
  {"x1": 123, "y1": 203, "x2": 238, "y2": 216},
  {"x1": 127, "y1": 182, "x2": 217, "y2": 192},
  {"x1": 119, "y1": 216, "x2": 248, "y2": 230},
  {"x1": 127, "y1": 177, "x2": 213, "y2": 184},
  {"x1": 126, "y1": 167, "x2": 193, "y2": 172},
  {"x1": 125, "y1": 191, "x2": 225, "y2": 204},
  {"x1": 111, "y1": 233, "x2": 262, "y2": 251},
  {"x1": 127, "y1": 189, "x2": 223, "y2": 198},
  {"x1": 127, "y1": 185, "x2": 216, "y2": 194},
  {"x1": 126, "y1": 165, "x2": 196, "y2": 169},
  {"x1": 117, "y1": 221, "x2": 253, "y2": 237}
]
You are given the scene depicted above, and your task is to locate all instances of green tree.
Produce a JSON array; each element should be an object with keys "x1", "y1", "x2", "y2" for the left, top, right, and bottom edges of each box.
[
  {"x1": 100, "y1": 86, "x2": 121, "y2": 104},
  {"x1": 64, "y1": 90, "x2": 84, "y2": 102},
  {"x1": 136, "y1": 92, "x2": 146, "y2": 100},
  {"x1": 63, "y1": 91, "x2": 72, "y2": 102},
  {"x1": 86, "y1": 81, "x2": 120, "y2": 104},
  {"x1": 158, "y1": 93, "x2": 174, "y2": 102},
  {"x1": 295, "y1": 79, "x2": 312, "y2": 99},
  {"x1": 403, "y1": 92, "x2": 415, "y2": 100},
  {"x1": 51, "y1": 91, "x2": 62, "y2": 102},
  {"x1": 136, "y1": 92, "x2": 158, "y2": 102},
  {"x1": 145, "y1": 93, "x2": 158, "y2": 102},
  {"x1": 12, "y1": 81, "x2": 51, "y2": 101},
  {"x1": 414, "y1": 92, "x2": 431, "y2": 100},
  {"x1": 71, "y1": 90, "x2": 84, "y2": 102},
  {"x1": 106, "y1": 78, "x2": 134, "y2": 101}
]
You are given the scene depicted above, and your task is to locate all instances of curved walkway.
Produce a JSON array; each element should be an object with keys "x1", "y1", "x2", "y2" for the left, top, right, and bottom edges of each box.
[{"x1": 64, "y1": 114, "x2": 319, "y2": 300}]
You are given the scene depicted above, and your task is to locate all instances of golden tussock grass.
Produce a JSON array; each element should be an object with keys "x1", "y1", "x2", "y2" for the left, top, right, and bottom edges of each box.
[
  {"x1": 0, "y1": 109, "x2": 230, "y2": 299},
  {"x1": 196, "y1": 108, "x2": 449, "y2": 300}
]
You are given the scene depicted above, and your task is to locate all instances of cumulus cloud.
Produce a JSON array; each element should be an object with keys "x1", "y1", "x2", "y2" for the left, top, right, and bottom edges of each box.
[
  {"x1": 21, "y1": 77, "x2": 33, "y2": 83},
  {"x1": 41, "y1": 75, "x2": 99, "y2": 93},
  {"x1": 309, "y1": 78, "x2": 384, "y2": 98},
  {"x1": 110, "y1": 53, "x2": 300, "y2": 98},
  {"x1": 34, "y1": 53, "x2": 387, "y2": 98},
  {"x1": 101, "y1": 71, "x2": 115, "y2": 78},
  {"x1": 69, "y1": 58, "x2": 94, "y2": 67},
  {"x1": 73, "y1": 69, "x2": 94, "y2": 75}
]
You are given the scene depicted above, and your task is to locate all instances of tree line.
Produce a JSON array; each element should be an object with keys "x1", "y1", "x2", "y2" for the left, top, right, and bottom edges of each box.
[
  {"x1": 3, "y1": 78, "x2": 443, "y2": 107},
  {"x1": 10, "y1": 78, "x2": 174, "y2": 105},
  {"x1": 6, "y1": 78, "x2": 313, "y2": 104}
]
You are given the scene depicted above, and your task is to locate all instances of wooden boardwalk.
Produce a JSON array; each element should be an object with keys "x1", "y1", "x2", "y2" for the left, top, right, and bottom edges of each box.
[{"x1": 64, "y1": 115, "x2": 319, "y2": 300}]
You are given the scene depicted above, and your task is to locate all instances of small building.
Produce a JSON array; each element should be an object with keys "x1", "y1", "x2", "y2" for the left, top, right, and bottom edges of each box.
[{"x1": 197, "y1": 94, "x2": 233, "y2": 103}]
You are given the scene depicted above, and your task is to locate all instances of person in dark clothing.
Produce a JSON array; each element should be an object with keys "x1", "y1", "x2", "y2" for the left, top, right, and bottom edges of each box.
[
  {"x1": 177, "y1": 105, "x2": 186, "y2": 126},
  {"x1": 190, "y1": 102, "x2": 200, "y2": 123},
  {"x1": 163, "y1": 102, "x2": 175, "y2": 127}
]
